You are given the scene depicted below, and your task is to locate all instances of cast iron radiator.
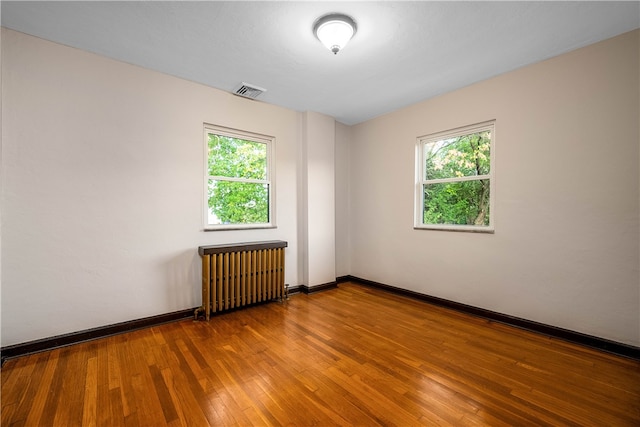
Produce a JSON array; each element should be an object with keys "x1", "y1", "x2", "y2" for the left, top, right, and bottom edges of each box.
[{"x1": 195, "y1": 240, "x2": 288, "y2": 320}]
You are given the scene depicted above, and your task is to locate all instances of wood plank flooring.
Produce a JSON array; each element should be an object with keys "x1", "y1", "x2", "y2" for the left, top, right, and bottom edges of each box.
[{"x1": 2, "y1": 282, "x2": 639, "y2": 426}]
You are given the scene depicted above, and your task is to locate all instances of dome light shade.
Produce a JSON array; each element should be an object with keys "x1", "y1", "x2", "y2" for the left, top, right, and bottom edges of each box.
[{"x1": 313, "y1": 14, "x2": 357, "y2": 55}]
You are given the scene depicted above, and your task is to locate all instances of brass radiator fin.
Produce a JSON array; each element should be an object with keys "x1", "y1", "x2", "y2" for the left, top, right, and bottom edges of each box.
[{"x1": 196, "y1": 241, "x2": 287, "y2": 320}]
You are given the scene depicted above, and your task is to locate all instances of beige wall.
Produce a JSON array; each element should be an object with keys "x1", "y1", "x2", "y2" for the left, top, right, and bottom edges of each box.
[
  {"x1": 2, "y1": 27, "x2": 639, "y2": 348},
  {"x1": 349, "y1": 29, "x2": 639, "y2": 346},
  {"x1": 1, "y1": 29, "x2": 302, "y2": 346},
  {"x1": 300, "y1": 111, "x2": 336, "y2": 287},
  {"x1": 335, "y1": 121, "x2": 351, "y2": 277}
]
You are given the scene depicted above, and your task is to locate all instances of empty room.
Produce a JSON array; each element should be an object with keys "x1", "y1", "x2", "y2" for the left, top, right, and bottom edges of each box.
[{"x1": 1, "y1": 1, "x2": 639, "y2": 426}]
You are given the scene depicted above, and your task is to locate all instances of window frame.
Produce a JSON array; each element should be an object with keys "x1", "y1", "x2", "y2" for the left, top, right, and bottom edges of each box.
[
  {"x1": 414, "y1": 120, "x2": 495, "y2": 233},
  {"x1": 203, "y1": 124, "x2": 276, "y2": 231}
]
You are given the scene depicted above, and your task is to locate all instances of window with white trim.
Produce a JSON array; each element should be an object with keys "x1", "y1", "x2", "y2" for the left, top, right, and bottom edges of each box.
[
  {"x1": 415, "y1": 121, "x2": 495, "y2": 232},
  {"x1": 204, "y1": 125, "x2": 274, "y2": 229}
]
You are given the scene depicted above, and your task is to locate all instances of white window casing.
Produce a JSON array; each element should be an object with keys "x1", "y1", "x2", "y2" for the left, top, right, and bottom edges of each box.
[
  {"x1": 414, "y1": 120, "x2": 495, "y2": 233},
  {"x1": 203, "y1": 124, "x2": 275, "y2": 230}
]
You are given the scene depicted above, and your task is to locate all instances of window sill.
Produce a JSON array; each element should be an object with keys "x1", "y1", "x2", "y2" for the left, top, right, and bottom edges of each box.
[
  {"x1": 203, "y1": 225, "x2": 277, "y2": 232},
  {"x1": 414, "y1": 226, "x2": 494, "y2": 234}
]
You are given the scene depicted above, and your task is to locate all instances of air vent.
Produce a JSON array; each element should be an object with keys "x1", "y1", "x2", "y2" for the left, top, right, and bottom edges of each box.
[{"x1": 233, "y1": 82, "x2": 266, "y2": 100}]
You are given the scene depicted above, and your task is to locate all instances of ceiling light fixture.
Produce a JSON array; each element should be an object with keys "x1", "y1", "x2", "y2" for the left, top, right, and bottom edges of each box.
[{"x1": 313, "y1": 13, "x2": 357, "y2": 55}]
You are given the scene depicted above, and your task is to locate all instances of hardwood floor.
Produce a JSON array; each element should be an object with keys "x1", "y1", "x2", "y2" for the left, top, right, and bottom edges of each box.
[{"x1": 2, "y1": 282, "x2": 639, "y2": 426}]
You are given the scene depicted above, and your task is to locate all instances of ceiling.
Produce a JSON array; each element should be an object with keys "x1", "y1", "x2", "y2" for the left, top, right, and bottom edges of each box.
[{"x1": 2, "y1": 1, "x2": 639, "y2": 125}]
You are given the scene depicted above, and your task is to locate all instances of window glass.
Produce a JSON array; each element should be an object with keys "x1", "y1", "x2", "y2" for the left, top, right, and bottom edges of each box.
[
  {"x1": 424, "y1": 130, "x2": 491, "y2": 179},
  {"x1": 208, "y1": 135, "x2": 267, "y2": 180},
  {"x1": 416, "y1": 121, "x2": 494, "y2": 232},
  {"x1": 205, "y1": 126, "x2": 274, "y2": 229},
  {"x1": 423, "y1": 180, "x2": 490, "y2": 226}
]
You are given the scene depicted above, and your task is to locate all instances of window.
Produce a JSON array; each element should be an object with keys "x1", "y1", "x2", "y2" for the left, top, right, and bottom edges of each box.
[
  {"x1": 204, "y1": 125, "x2": 274, "y2": 230},
  {"x1": 415, "y1": 121, "x2": 494, "y2": 232}
]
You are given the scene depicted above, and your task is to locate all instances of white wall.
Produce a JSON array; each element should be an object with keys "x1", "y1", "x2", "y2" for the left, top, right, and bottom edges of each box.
[
  {"x1": 1, "y1": 29, "x2": 301, "y2": 346},
  {"x1": 335, "y1": 122, "x2": 351, "y2": 277},
  {"x1": 349, "y1": 30, "x2": 640, "y2": 346},
  {"x1": 0, "y1": 27, "x2": 4, "y2": 345},
  {"x1": 300, "y1": 111, "x2": 336, "y2": 287},
  {"x1": 3, "y1": 27, "x2": 639, "y2": 349}
]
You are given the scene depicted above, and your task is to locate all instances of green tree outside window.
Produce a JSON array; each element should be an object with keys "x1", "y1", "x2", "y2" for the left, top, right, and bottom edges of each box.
[
  {"x1": 206, "y1": 131, "x2": 272, "y2": 226},
  {"x1": 417, "y1": 122, "x2": 494, "y2": 230}
]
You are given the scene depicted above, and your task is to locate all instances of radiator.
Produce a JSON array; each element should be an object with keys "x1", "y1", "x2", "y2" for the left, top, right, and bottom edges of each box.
[{"x1": 195, "y1": 240, "x2": 288, "y2": 320}]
